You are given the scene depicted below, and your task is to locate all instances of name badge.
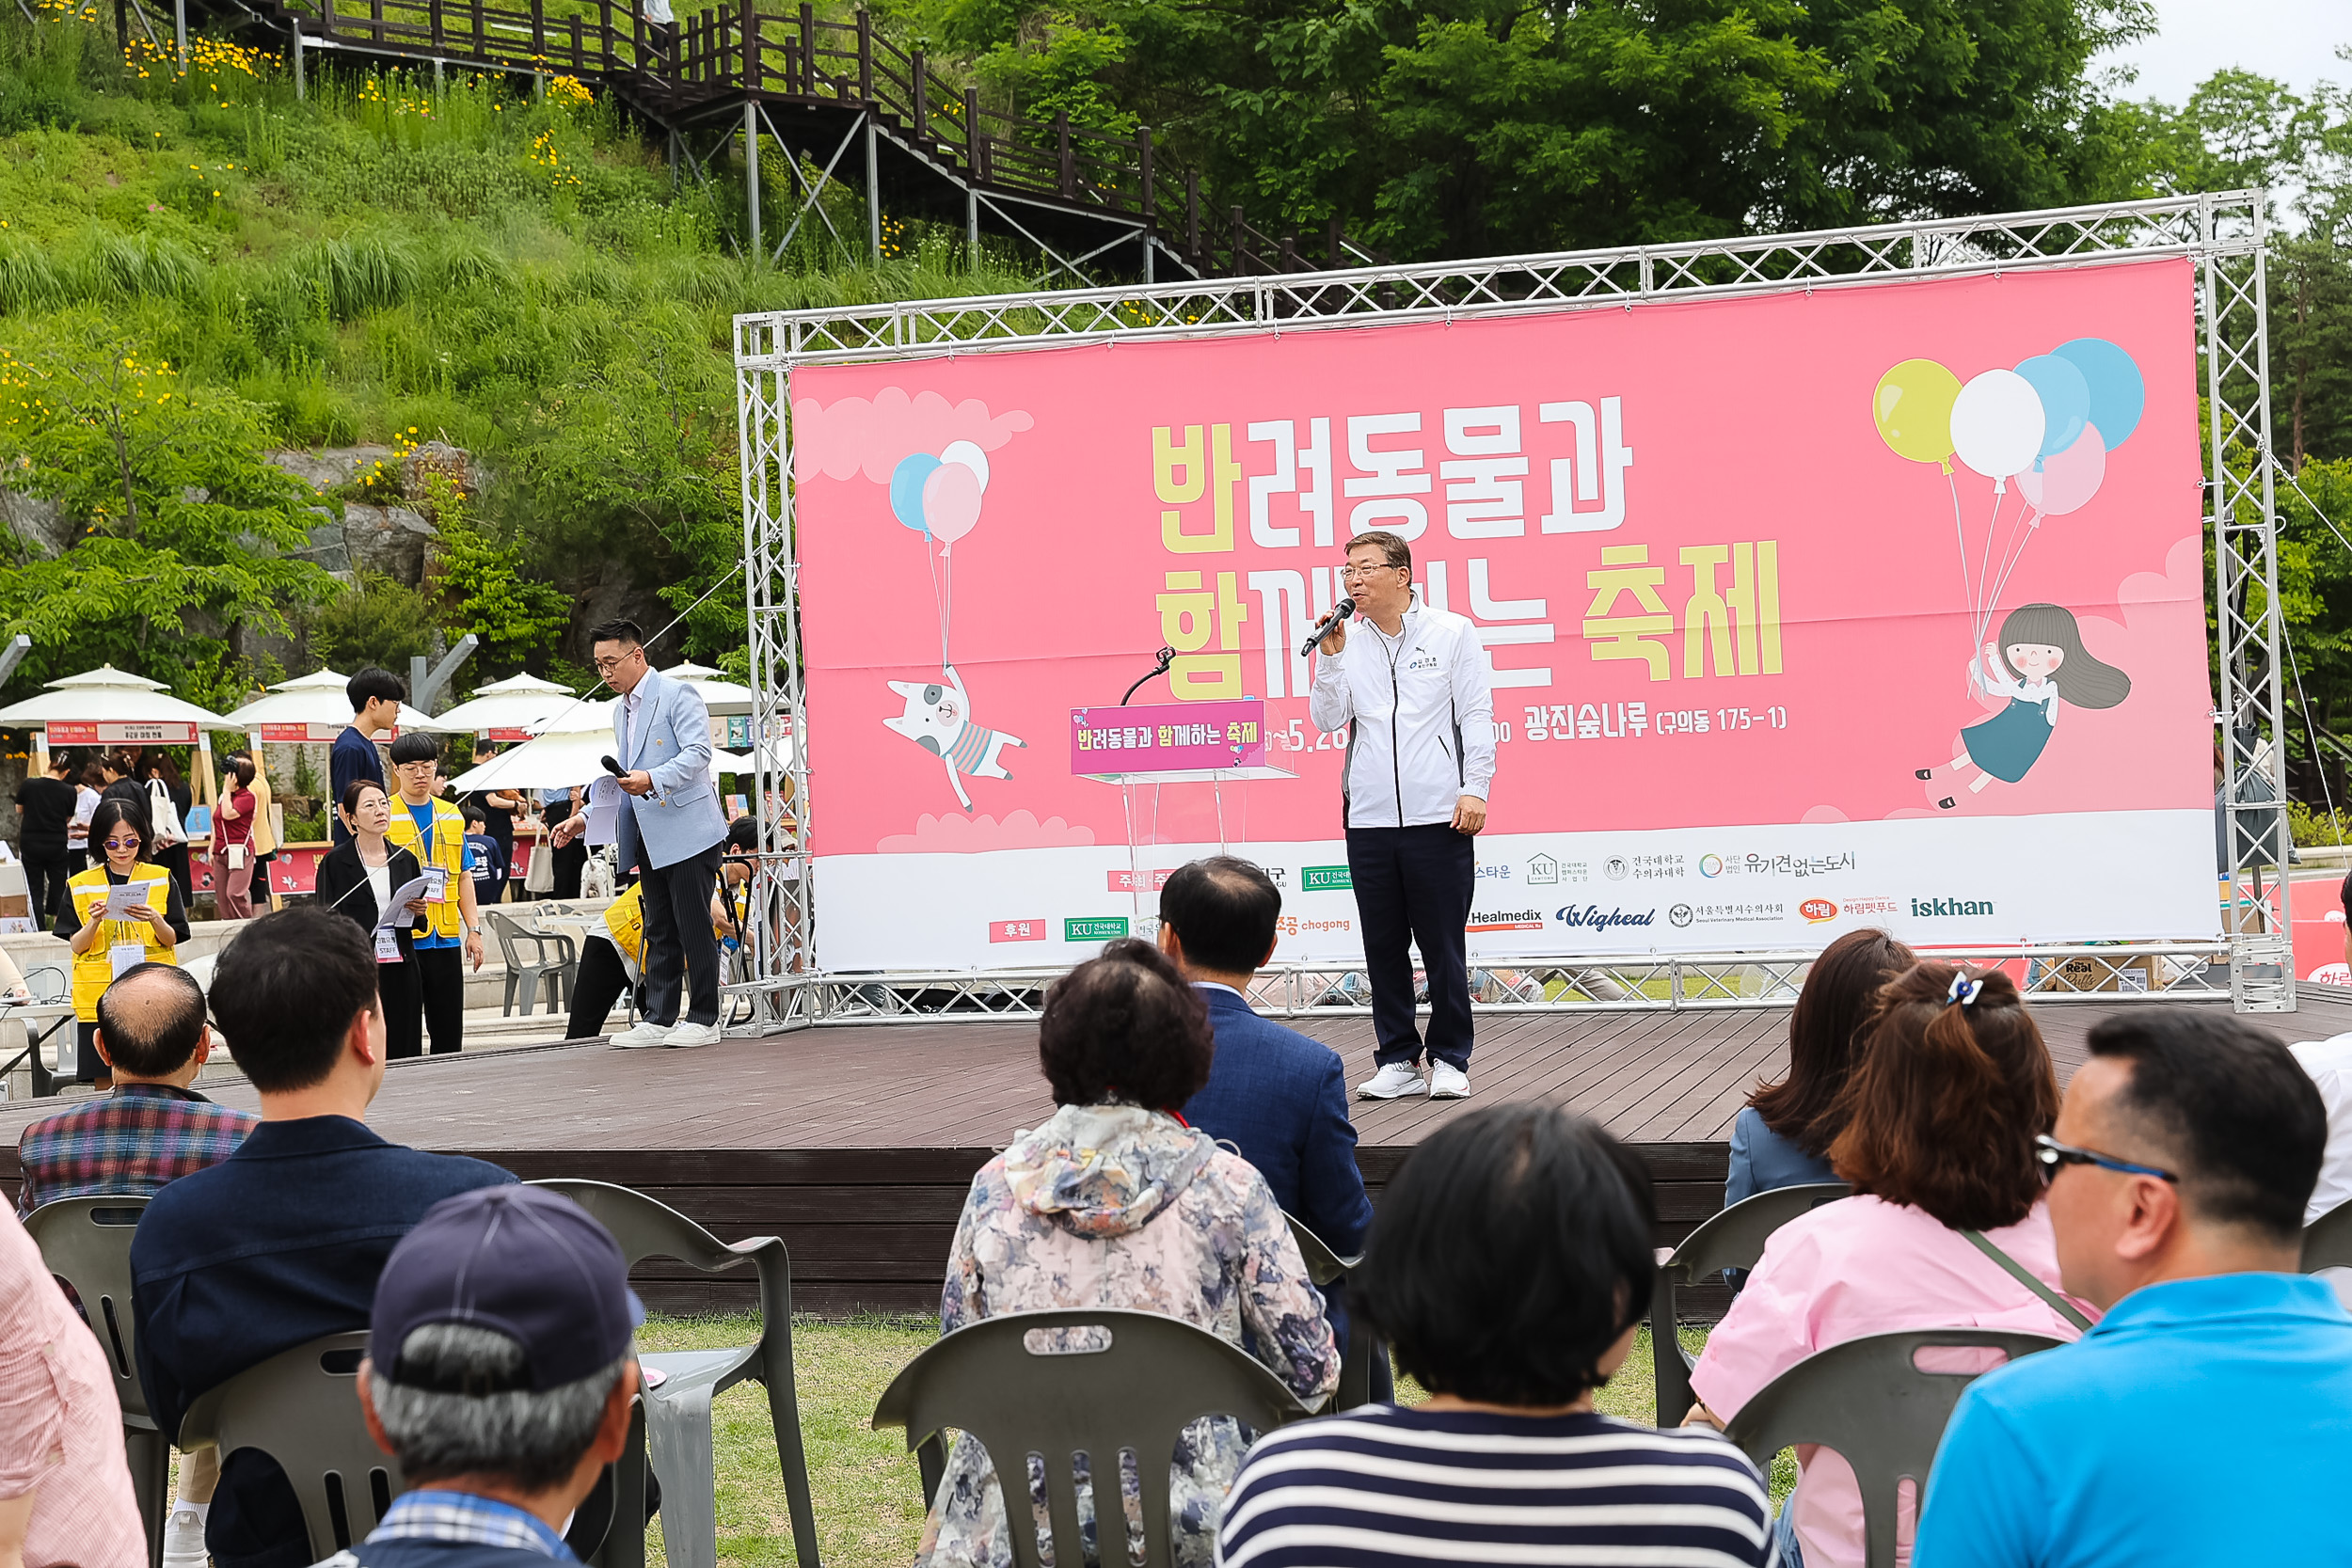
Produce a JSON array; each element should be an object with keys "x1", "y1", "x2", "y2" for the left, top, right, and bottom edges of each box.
[
  {"x1": 376, "y1": 927, "x2": 402, "y2": 964},
  {"x1": 424, "y1": 867, "x2": 449, "y2": 904},
  {"x1": 110, "y1": 942, "x2": 146, "y2": 979}
]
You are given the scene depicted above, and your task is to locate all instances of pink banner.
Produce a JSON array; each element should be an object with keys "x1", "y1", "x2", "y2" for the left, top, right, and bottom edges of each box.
[
  {"x1": 1072, "y1": 699, "x2": 1267, "y2": 774},
  {"x1": 793, "y1": 261, "x2": 2220, "y2": 968}
]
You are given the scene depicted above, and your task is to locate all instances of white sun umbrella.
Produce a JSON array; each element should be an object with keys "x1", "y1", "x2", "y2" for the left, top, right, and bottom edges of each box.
[
  {"x1": 0, "y1": 665, "x2": 236, "y2": 737},
  {"x1": 218, "y1": 669, "x2": 451, "y2": 739},
  {"x1": 442, "y1": 698, "x2": 617, "y2": 793},
  {"x1": 664, "y1": 660, "x2": 754, "y2": 718},
  {"x1": 711, "y1": 733, "x2": 799, "y2": 774},
  {"x1": 432, "y1": 672, "x2": 580, "y2": 740}
]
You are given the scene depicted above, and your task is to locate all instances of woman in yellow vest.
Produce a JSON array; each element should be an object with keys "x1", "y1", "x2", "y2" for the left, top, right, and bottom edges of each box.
[
  {"x1": 57, "y1": 798, "x2": 189, "y2": 1089},
  {"x1": 564, "y1": 817, "x2": 755, "y2": 1040}
]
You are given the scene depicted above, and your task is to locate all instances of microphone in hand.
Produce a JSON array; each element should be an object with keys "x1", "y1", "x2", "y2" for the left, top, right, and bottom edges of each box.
[
  {"x1": 600, "y1": 755, "x2": 625, "y2": 777},
  {"x1": 1300, "y1": 596, "x2": 1357, "y2": 658}
]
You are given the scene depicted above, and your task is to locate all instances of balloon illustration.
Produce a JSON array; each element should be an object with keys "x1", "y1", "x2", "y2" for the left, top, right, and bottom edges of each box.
[
  {"x1": 1873, "y1": 359, "x2": 1963, "y2": 469},
  {"x1": 1950, "y1": 369, "x2": 2046, "y2": 490},
  {"x1": 890, "y1": 452, "x2": 941, "y2": 533},
  {"x1": 2015, "y1": 422, "x2": 2107, "y2": 516},
  {"x1": 2013, "y1": 353, "x2": 2090, "y2": 467},
  {"x1": 939, "y1": 439, "x2": 991, "y2": 493},
  {"x1": 922, "y1": 460, "x2": 983, "y2": 550},
  {"x1": 2052, "y1": 338, "x2": 2145, "y2": 449}
]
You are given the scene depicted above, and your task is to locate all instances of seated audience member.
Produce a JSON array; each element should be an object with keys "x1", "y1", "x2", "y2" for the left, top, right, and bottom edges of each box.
[
  {"x1": 919, "y1": 939, "x2": 1337, "y2": 1568},
  {"x1": 567, "y1": 817, "x2": 757, "y2": 1042},
  {"x1": 1217, "y1": 1103, "x2": 1776, "y2": 1568},
  {"x1": 342, "y1": 1185, "x2": 643, "y2": 1568},
  {"x1": 1158, "y1": 857, "x2": 1375, "y2": 1362},
  {"x1": 2289, "y1": 869, "x2": 2352, "y2": 1224},
  {"x1": 1732, "y1": 927, "x2": 1914, "y2": 1205},
  {"x1": 1914, "y1": 1008, "x2": 2352, "y2": 1567},
  {"x1": 56, "y1": 798, "x2": 189, "y2": 1088},
  {"x1": 133, "y1": 907, "x2": 516, "y2": 1568},
  {"x1": 1687, "y1": 964, "x2": 2093, "y2": 1568},
  {"x1": 0, "y1": 1202, "x2": 147, "y2": 1568},
  {"x1": 15, "y1": 961, "x2": 254, "y2": 1566}
]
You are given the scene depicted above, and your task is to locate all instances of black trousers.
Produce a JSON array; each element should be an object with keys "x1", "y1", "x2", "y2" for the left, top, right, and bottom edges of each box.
[
  {"x1": 377, "y1": 957, "x2": 423, "y2": 1060},
  {"x1": 638, "y1": 842, "x2": 723, "y2": 1027},
  {"x1": 552, "y1": 836, "x2": 588, "y2": 900},
  {"x1": 567, "y1": 938, "x2": 638, "y2": 1038},
  {"x1": 1346, "y1": 822, "x2": 1476, "y2": 1070},
  {"x1": 411, "y1": 945, "x2": 466, "y2": 1055},
  {"x1": 21, "y1": 852, "x2": 67, "y2": 932}
]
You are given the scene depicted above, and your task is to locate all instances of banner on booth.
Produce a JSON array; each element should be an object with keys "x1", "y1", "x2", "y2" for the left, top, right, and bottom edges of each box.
[{"x1": 793, "y1": 260, "x2": 2220, "y2": 970}]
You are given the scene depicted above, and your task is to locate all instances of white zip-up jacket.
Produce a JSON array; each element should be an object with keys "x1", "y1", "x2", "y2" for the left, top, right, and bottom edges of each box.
[{"x1": 1309, "y1": 598, "x2": 1497, "y2": 829}]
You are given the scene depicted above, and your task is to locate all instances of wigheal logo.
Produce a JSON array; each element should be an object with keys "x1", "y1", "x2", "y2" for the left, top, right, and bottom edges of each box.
[{"x1": 1555, "y1": 905, "x2": 1656, "y2": 932}]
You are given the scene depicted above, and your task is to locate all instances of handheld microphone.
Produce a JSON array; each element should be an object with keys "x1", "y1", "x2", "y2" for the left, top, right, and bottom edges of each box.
[
  {"x1": 600, "y1": 755, "x2": 625, "y2": 777},
  {"x1": 1299, "y1": 597, "x2": 1357, "y2": 658}
]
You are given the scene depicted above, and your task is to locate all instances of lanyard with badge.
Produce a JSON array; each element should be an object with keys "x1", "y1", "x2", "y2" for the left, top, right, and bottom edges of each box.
[
  {"x1": 415, "y1": 809, "x2": 451, "y2": 905},
  {"x1": 94, "y1": 877, "x2": 153, "y2": 978}
]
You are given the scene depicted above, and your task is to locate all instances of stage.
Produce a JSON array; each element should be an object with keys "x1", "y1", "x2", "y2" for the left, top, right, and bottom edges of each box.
[{"x1": 8, "y1": 989, "x2": 2350, "y2": 1319}]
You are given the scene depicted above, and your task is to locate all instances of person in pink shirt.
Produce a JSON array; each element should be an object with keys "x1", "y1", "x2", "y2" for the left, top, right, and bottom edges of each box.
[
  {"x1": 1685, "y1": 962, "x2": 2096, "y2": 1568},
  {"x1": 0, "y1": 1200, "x2": 147, "y2": 1568}
]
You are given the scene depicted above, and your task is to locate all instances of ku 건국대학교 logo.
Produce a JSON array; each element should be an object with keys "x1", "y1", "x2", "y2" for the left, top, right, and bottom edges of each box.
[{"x1": 1526, "y1": 854, "x2": 1560, "y2": 885}]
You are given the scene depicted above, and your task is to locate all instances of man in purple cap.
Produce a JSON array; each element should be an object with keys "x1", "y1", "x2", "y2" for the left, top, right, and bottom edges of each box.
[{"x1": 330, "y1": 1185, "x2": 644, "y2": 1567}]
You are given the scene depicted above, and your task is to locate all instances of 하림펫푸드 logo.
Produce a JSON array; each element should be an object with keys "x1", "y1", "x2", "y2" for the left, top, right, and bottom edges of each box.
[
  {"x1": 1554, "y1": 905, "x2": 1656, "y2": 933},
  {"x1": 1064, "y1": 916, "x2": 1130, "y2": 942},
  {"x1": 1910, "y1": 897, "x2": 1994, "y2": 918},
  {"x1": 1302, "y1": 864, "x2": 1352, "y2": 892},
  {"x1": 1466, "y1": 909, "x2": 1544, "y2": 932},
  {"x1": 1801, "y1": 898, "x2": 1839, "y2": 924}
]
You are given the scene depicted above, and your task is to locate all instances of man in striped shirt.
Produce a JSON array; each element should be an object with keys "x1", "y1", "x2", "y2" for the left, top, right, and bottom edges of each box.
[{"x1": 1217, "y1": 1103, "x2": 1777, "y2": 1568}]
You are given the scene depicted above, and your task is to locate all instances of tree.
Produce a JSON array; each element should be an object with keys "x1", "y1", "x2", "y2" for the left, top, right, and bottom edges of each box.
[{"x1": 0, "y1": 327, "x2": 337, "y2": 703}]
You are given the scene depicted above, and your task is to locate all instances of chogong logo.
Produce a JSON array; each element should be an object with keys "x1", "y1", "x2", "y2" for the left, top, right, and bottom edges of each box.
[
  {"x1": 1911, "y1": 896, "x2": 1994, "y2": 917},
  {"x1": 1801, "y1": 898, "x2": 1838, "y2": 924}
]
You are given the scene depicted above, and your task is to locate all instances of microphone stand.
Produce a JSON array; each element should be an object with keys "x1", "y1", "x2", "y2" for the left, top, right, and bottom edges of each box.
[{"x1": 1121, "y1": 646, "x2": 1177, "y2": 705}]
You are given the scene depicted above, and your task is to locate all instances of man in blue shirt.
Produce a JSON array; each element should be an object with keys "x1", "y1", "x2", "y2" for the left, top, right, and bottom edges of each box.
[
  {"x1": 1159, "y1": 857, "x2": 1377, "y2": 1378},
  {"x1": 330, "y1": 668, "x2": 405, "y2": 847},
  {"x1": 134, "y1": 909, "x2": 514, "y2": 1568},
  {"x1": 1915, "y1": 1006, "x2": 2350, "y2": 1568}
]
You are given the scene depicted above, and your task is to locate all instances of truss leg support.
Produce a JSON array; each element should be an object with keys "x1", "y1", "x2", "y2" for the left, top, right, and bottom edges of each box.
[
  {"x1": 744, "y1": 102, "x2": 762, "y2": 262},
  {"x1": 1143, "y1": 233, "x2": 1153, "y2": 284},
  {"x1": 865, "y1": 114, "x2": 882, "y2": 265}
]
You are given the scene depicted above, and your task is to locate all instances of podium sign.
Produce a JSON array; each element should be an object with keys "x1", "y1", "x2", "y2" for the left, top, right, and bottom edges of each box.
[{"x1": 1071, "y1": 699, "x2": 1266, "y2": 776}]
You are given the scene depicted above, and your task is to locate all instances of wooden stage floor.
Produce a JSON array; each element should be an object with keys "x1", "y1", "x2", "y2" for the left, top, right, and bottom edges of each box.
[{"x1": 8, "y1": 988, "x2": 2351, "y2": 1316}]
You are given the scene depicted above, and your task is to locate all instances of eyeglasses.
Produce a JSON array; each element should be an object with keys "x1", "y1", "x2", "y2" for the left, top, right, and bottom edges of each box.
[
  {"x1": 1338, "y1": 564, "x2": 1406, "y2": 581},
  {"x1": 592, "y1": 649, "x2": 643, "y2": 673},
  {"x1": 2034, "y1": 1133, "x2": 2178, "y2": 1184},
  {"x1": 100, "y1": 837, "x2": 140, "y2": 851}
]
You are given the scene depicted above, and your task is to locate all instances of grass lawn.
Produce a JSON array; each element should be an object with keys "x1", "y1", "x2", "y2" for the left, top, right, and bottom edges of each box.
[{"x1": 636, "y1": 1314, "x2": 1796, "y2": 1568}]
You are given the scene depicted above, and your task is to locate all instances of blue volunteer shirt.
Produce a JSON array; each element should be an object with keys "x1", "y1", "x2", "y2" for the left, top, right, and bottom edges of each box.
[{"x1": 1915, "y1": 1272, "x2": 2352, "y2": 1568}]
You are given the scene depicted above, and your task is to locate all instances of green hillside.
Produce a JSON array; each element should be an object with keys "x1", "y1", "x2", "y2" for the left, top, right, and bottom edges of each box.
[{"x1": 0, "y1": 2, "x2": 1033, "y2": 706}]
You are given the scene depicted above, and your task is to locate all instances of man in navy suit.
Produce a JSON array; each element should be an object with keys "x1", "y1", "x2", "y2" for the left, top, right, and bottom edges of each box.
[{"x1": 1161, "y1": 856, "x2": 1380, "y2": 1386}]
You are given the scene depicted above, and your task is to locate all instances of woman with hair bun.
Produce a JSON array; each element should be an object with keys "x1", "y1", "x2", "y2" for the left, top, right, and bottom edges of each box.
[{"x1": 1685, "y1": 962, "x2": 2098, "y2": 1568}]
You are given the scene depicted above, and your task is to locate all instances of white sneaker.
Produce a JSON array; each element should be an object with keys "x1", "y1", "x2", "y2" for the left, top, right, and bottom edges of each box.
[
  {"x1": 161, "y1": 1506, "x2": 206, "y2": 1568},
  {"x1": 1358, "y1": 1062, "x2": 1427, "y2": 1100},
  {"x1": 611, "y1": 1020, "x2": 674, "y2": 1050},
  {"x1": 1429, "y1": 1061, "x2": 1471, "y2": 1099},
  {"x1": 663, "y1": 1021, "x2": 720, "y2": 1050}
]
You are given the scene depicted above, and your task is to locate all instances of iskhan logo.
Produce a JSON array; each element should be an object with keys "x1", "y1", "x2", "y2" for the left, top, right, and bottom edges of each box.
[
  {"x1": 1555, "y1": 905, "x2": 1656, "y2": 932},
  {"x1": 1911, "y1": 896, "x2": 1994, "y2": 917}
]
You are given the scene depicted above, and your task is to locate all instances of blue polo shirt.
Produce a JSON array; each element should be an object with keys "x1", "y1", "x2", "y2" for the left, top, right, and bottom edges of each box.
[{"x1": 1915, "y1": 1272, "x2": 2352, "y2": 1568}]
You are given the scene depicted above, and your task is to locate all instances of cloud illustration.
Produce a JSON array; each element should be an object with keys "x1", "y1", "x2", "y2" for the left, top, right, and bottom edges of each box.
[
  {"x1": 878, "y1": 810, "x2": 1096, "y2": 853},
  {"x1": 794, "y1": 388, "x2": 1035, "y2": 484}
]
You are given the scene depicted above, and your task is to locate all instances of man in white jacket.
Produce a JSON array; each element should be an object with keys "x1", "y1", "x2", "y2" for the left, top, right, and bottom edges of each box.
[{"x1": 1311, "y1": 531, "x2": 1496, "y2": 1101}]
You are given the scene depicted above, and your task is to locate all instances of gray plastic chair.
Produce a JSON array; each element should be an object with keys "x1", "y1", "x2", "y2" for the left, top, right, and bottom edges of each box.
[
  {"x1": 526, "y1": 1179, "x2": 820, "y2": 1568},
  {"x1": 2304, "y1": 1196, "x2": 2352, "y2": 1272},
  {"x1": 24, "y1": 1196, "x2": 167, "y2": 1568},
  {"x1": 873, "y1": 1307, "x2": 1322, "y2": 1568},
  {"x1": 1285, "y1": 1214, "x2": 1381, "y2": 1412},
  {"x1": 1650, "y1": 1181, "x2": 1850, "y2": 1425},
  {"x1": 1724, "y1": 1328, "x2": 2063, "y2": 1568},
  {"x1": 485, "y1": 910, "x2": 577, "y2": 1017},
  {"x1": 178, "y1": 1331, "x2": 397, "y2": 1561}
]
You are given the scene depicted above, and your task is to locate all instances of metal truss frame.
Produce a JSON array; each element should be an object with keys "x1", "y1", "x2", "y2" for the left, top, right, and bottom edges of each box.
[{"x1": 735, "y1": 190, "x2": 2295, "y2": 1027}]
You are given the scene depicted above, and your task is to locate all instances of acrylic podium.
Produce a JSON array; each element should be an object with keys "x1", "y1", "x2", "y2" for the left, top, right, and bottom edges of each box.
[{"x1": 1072, "y1": 698, "x2": 1294, "y2": 922}]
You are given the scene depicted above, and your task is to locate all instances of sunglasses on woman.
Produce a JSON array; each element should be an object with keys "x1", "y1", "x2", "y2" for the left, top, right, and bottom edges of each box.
[
  {"x1": 100, "y1": 837, "x2": 142, "y2": 851},
  {"x1": 2034, "y1": 1133, "x2": 2178, "y2": 1184}
]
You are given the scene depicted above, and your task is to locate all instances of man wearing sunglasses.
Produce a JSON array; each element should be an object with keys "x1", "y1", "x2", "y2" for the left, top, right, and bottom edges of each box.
[{"x1": 1915, "y1": 1008, "x2": 2351, "y2": 1567}]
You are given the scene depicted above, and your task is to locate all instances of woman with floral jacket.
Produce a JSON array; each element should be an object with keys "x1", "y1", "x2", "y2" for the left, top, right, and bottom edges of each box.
[{"x1": 916, "y1": 938, "x2": 1340, "y2": 1568}]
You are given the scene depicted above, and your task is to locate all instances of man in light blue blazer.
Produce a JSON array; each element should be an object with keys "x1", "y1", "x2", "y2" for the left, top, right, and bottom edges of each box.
[{"x1": 553, "y1": 619, "x2": 729, "y2": 1049}]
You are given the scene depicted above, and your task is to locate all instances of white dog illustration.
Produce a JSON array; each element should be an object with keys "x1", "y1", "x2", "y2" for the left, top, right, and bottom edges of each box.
[{"x1": 883, "y1": 665, "x2": 1025, "y2": 811}]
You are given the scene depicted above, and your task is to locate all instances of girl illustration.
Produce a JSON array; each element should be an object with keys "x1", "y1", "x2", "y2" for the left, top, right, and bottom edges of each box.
[{"x1": 1919, "y1": 603, "x2": 2130, "y2": 807}]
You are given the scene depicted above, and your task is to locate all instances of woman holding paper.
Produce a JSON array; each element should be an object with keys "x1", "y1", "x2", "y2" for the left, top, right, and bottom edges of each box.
[
  {"x1": 314, "y1": 779, "x2": 430, "y2": 1060},
  {"x1": 56, "y1": 800, "x2": 188, "y2": 1088}
]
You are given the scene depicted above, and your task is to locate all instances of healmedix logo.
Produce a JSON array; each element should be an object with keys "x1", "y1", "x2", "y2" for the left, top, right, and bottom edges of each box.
[
  {"x1": 1911, "y1": 896, "x2": 1994, "y2": 917},
  {"x1": 1555, "y1": 904, "x2": 1657, "y2": 932},
  {"x1": 1467, "y1": 909, "x2": 1544, "y2": 932}
]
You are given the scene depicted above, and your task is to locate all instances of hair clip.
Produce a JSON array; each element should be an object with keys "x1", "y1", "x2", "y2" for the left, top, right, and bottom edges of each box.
[{"x1": 1946, "y1": 972, "x2": 1983, "y2": 1007}]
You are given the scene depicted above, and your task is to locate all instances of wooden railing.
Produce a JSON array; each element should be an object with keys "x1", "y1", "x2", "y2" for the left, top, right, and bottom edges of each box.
[{"x1": 270, "y1": 0, "x2": 1364, "y2": 274}]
